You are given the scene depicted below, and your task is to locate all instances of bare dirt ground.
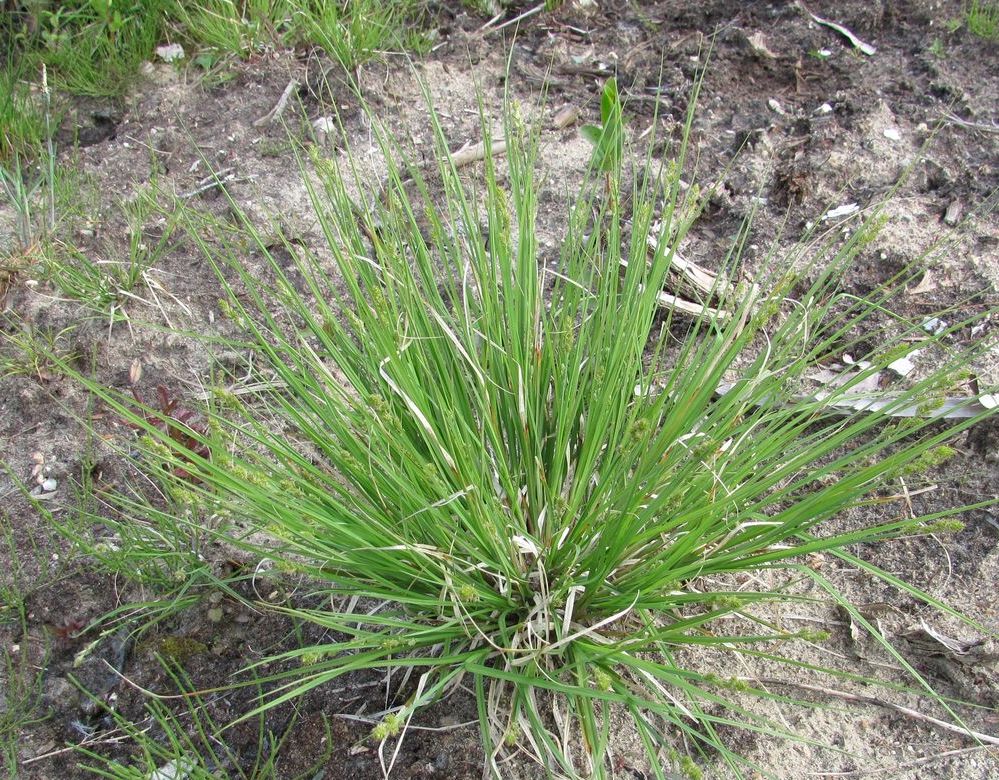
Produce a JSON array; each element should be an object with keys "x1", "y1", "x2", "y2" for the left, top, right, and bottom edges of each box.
[{"x1": 2, "y1": 1, "x2": 998, "y2": 778}]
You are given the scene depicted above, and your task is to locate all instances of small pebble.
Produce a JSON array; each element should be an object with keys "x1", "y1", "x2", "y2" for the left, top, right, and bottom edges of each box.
[
  {"x1": 823, "y1": 202, "x2": 860, "y2": 221},
  {"x1": 312, "y1": 116, "x2": 336, "y2": 134},
  {"x1": 943, "y1": 199, "x2": 963, "y2": 226},
  {"x1": 552, "y1": 105, "x2": 579, "y2": 129},
  {"x1": 155, "y1": 43, "x2": 185, "y2": 63},
  {"x1": 923, "y1": 317, "x2": 947, "y2": 336},
  {"x1": 887, "y1": 355, "x2": 916, "y2": 377},
  {"x1": 29, "y1": 481, "x2": 57, "y2": 499}
]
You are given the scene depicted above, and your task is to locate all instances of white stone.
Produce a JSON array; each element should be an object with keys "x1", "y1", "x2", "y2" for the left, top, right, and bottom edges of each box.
[
  {"x1": 823, "y1": 203, "x2": 860, "y2": 221},
  {"x1": 312, "y1": 117, "x2": 337, "y2": 134},
  {"x1": 155, "y1": 44, "x2": 185, "y2": 63}
]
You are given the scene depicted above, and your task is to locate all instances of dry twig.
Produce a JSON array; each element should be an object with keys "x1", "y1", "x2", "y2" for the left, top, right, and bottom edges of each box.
[
  {"x1": 942, "y1": 112, "x2": 999, "y2": 135},
  {"x1": 451, "y1": 138, "x2": 508, "y2": 168},
  {"x1": 479, "y1": 2, "x2": 546, "y2": 34},
  {"x1": 253, "y1": 78, "x2": 299, "y2": 127},
  {"x1": 741, "y1": 677, "x2": 999, "y2": 746},
  {"x1": 799, "y1": 2, "x2": 877, "y2": 55},
  {"x1": 805, "y1": 745, "x2": 995, "y2": 776}
]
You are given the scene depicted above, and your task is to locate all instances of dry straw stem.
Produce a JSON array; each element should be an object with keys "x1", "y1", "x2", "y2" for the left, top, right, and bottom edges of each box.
[{"x1": 741, "y1": 677, "x2": 999, "y2": 746}]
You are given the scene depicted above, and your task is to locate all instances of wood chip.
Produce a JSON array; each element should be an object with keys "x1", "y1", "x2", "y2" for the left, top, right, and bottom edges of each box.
[
  {"x1": 907, "y1": 270, "x2": 937, "y2": 295},
  {"x1": 746, "y1": 32, "x2": 779, "y2": 59},
  {"x1": 644, "y1": 233, "x2": 735, "y2": 299},
  {"x1": 943, "y1": 199, "x2": 963, "y2": 226},
  {"x1": 716, "y1": 381, "x2": 995, "y2": 420},
  {"x1": 552, "y1": 105, "x2": 579, "y2": 129},
  {"x1": 656, "y1": 290, "x2": 730, "y2": 319},
  {"x1": 450, "y1": 139, "x2": 507, "y2": 168},
  {"x1": 253, "y1": 79, "x2": 299, "y2": 128},
  {"x1": 823, "y1": 202, "x2": 860, "y2": 221},
  {"x1": 129, "y1": 358, "x2": 142, "y2": 385},
  {"x1": 901, "y1": 619, "x2": 998, "y2": 665},
  {"x1": 804, "y1": 5, "x2": 877, "y2": 55}
]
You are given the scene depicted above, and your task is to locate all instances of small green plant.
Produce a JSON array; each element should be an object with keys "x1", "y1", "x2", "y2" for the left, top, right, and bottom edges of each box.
[
  {"x1": 966, "y1": 0, "x2": 999, "y2": 37},
  {"x1": 288, "y1": 0, "x2": 432, "y2": 71},
  {"x1": 169, "y1": 0, "x2": 436, "y2": 72},
  {"x1": 76, "y1": 659, "x2": 330, "y2": 779},
  {"x1": 28, "y1": 1, "x2": 167, "y2": 97},
  {"x1": 0, "y1": 77, "x2": 46, "y2": 163},
  {"x1": 42, "y1": 385, "x2": 232, "y2": 590},
  {"x1": 0, "y1": 461, "x2": 70, "y2": 691},
  {"x1": 0, "y1": 321, "x2": 78, "y2": 381},
  {"x1": 40, "y1": 184, "x2": 181, "y2": 328},
  {"x1": 1, "y1": 2, "x2": 444, "y2": 156},
  {"x1": 72, "y1": 78, "x2": 997, "y2": 778},
  {"x1": 928, "y1": 37, "x2": 946, "y2": 57},
  {"x1": 0, "y1": 608, "x2": 49, "y2": 778},
  {"x1": 0, "y1": 154, "x2": 44, "y2": 253},
  {"x1": 580, "y1": 76, "x2": 624, "y2": 179},
  {"x1": 168, "y1": 0, "x2": 292, "y2": 58},
  {"x1": 1, "y1": 66, "x2": 56, "y2": 252}
]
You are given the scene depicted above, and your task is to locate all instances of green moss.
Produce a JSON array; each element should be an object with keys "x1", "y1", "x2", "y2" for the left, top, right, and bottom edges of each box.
[{"x1": 146, "y1": 635, "x2": 208, "y2": 663}]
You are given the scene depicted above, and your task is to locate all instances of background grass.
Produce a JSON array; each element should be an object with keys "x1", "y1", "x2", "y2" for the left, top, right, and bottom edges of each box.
[
  {"x1": 966, "y1": 0, "x2": 999, "y2": 37},
  {"x1": 0, "y1": 0, "x2": 444, "y2": 161}
]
